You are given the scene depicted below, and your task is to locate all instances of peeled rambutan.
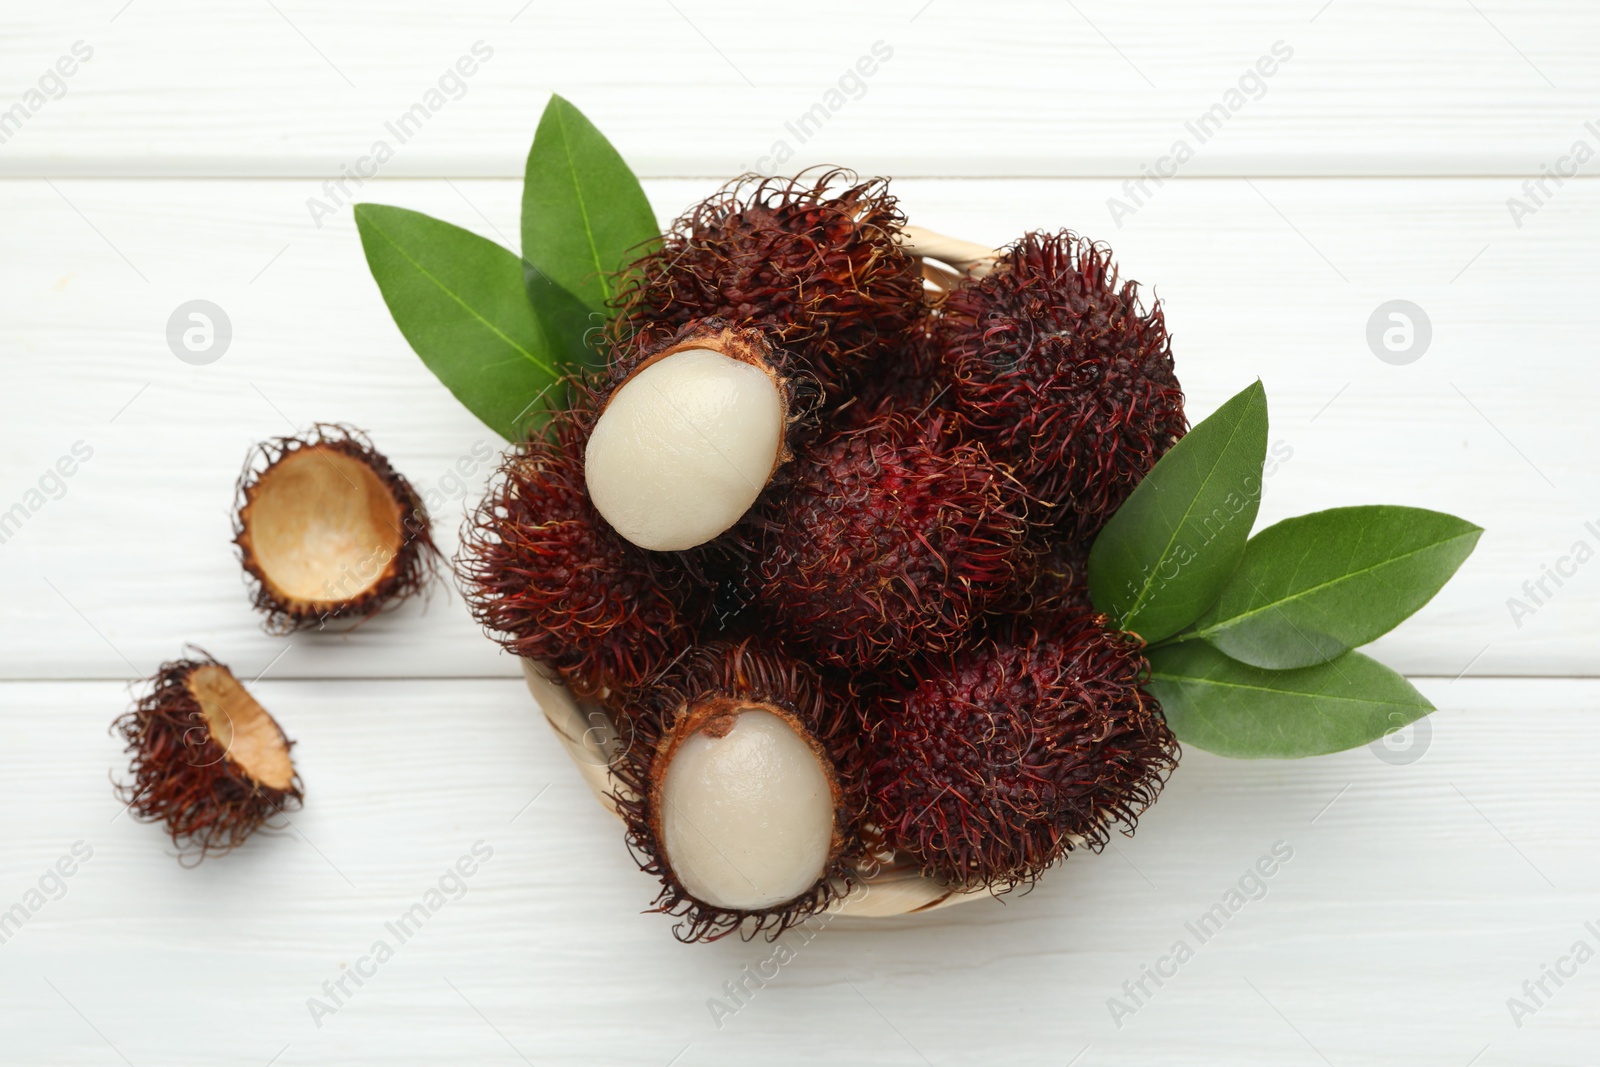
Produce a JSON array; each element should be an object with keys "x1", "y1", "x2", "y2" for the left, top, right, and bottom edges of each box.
[
  {"x1": 750, "y1": 412, "x2": 1031, "y2": 668},
  {"x1": 934, "y1": 229, "x2": 1187, "y2": 537},
  {"x1": 113, "y1": 650, "x2": 302, "y2": 858},
  {"x1": 458, "y1": 381, "x2": 706, "y2": 702},
  {"x1": 585, "y1": 319, "x2": 806, "y2": 553},
  {"x1": 610, "y1": 640, "x2": 864, "y2": 942},
  {"x1": 234, "y1": 425, "x2": 440, "y2": 633},
  {"x1": 611, "y1": 169, "x2": 926, "y2": 397},
  {"x1": 865, "y1": 611, "x2": 1178, "y2": 891}
]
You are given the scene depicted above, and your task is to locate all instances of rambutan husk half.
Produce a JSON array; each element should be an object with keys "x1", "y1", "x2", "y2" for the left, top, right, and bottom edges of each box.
[
  {"x1": 865, "y1": 611, "x2": 1179, "y2": 892},
  {"x1": 458, "y1": 380, "x2": 708, "y2": 702},
  {"x1": 750, "y1": 411, "x2": 1033, "y2": 668},
  {"x1": 233, "y1": 424, "x2": 439, "y2": 634},
  {"x1": 112, "y1": 650, "x2": 302, "y2": 859},
  {"x1": 934, "y1": 229, "x2": 1188, "y2": 538},
  {"x1": 610, "y1": 640, "x2": 866, "y2": 943},
  {"x1": 611, "y1": 169, "x2": 926, "y2": 398}
]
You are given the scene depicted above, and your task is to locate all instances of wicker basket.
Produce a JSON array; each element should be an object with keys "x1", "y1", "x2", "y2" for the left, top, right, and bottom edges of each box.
[{"x1": 522, "y1": 226, "x2": 1007, "y2": 918}]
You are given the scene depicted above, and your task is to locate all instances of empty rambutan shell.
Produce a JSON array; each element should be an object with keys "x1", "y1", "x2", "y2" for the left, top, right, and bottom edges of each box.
[
  {"x1": 459, "y1": 381, "x2": 708, "y2": 701},
  {"x1": 586, "y1": 320, "x2": 798, "y2": 553},
  {"x1": 609, "y1": 640, "x2": 865, "y2": 942},
  {"x1": 751, "y1": 412, "x2": 1032, "y2": 668},
  {"x1": 112, "y1": 650, "x2": 302, "y2": 858},
  {"x1": 233, "y1": 424, "x2": 439, "y2": 633},
  {"x1": 611, "y1": 169, "x2": 926, "y2": 397},
  {"x1": 934, "y1": 229, "x2": 1188, "y2": 537},
  {"x1": 865, "y1": 610, "x2": 1179, "y2": 891}
]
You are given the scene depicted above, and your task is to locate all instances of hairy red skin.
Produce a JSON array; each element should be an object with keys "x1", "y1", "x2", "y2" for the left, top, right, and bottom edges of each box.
[
  {"x1": 1002, "y1": 533, "x2": 1095, "y2": 619},
  {"x1": 935, "y1": 230, "x2": 1187, "y2": 537},
  {"x1": 751, "y1": 413, "x2": 1031, "y2": 669},
  {"x1": 457, "y1": 381, "x2": 706, "y2": 701},
  {"x1": 826, "y1": 323, "x2": 953, "y2": 433},
  {"x1": 112, "y1": 651, "x2": 302, "y2": 860},
  {"x1": 609, "y1": 640, "x2": 866, "y2": 943},
  {"x1": 611, "y1": 169, "x2": 926, "y2": 397},
  {"x1": 865, "y1": 611, "x2": 1178, "y2": 891}
]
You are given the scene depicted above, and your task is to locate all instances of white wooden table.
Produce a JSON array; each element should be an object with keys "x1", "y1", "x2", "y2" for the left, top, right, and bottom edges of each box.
[{"x1": 2, "y1": 2, "x2": 1597, "y2": 1063}]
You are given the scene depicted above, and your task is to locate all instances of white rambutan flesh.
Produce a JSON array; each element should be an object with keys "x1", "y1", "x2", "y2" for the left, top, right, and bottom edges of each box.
[
  {"x1": 585, "y1": 346, "x2": 784, "y2": 552},
  {"x1": 657, "y1": 707, "x2": 835, "y2": 910}
]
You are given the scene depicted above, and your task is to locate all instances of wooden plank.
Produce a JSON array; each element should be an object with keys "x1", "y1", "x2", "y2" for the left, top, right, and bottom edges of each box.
[
  {"x1": 0, "y1": 1, "x2": 1596, "y2": 177},
  {"x1": 0, "y1": 176, "x2": 1588, "y2": 679},
  {"x1": 0, "y1": 676, "x2": 1593, "y2": 1064}
]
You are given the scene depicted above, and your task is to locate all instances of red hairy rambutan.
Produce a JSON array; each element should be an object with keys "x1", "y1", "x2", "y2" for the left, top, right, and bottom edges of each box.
[
  {"x1": 113, "y1": 650, "x2": 302, "y2": 859},
  {"x1": 826, "y1": 323, "x2": 952, "y2": 433},
  {"x1": 457, "y1": 380, "x2": 706, "y2": 701},
  {"x1": 864, "y1": 610, "x2": 1178, "y2": 891},
  {"x1": 1003, "y1": 534, "x2": 1095, "y2": 619},
  {"x1": 611, "y1": 169, "x2": 926, "y2": 397},
  {"x1": 934, "y1": 229, "x2": 1187, "y2": 537},
  {"x1": 610, "y1": 640, "x2": 864, "y2": 943},
  {"x1": 750, "y1": 412, "x2": 1031, "y2": 668}
]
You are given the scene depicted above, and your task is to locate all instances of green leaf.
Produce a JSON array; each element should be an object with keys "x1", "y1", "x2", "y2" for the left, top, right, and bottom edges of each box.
[
  {"x1": 521, "y1": 94, "x2": 659, "y2": 368},
  {"x1": 1146, "y1": 641, "x2": 1434, "y2": 759},
  {"x1": 1088, "y1": 380, "x2": 1269, "y2": 643},
  {"x1": 1193, "y1": 506, "x2": 1482, "y2": 669},
  {"x1": 356, "y1": 203, "x2": 561, "y2": 441}
]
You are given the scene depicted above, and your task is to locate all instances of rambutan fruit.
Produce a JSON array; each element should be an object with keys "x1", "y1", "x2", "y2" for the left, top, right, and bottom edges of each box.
[
  {"x1": 1004, "y1": 534, "x2": 1094, "y2": 619},
  {"x1": 458, "y1": 382, "x2": 706, "y2": 702},
  {"x1": 610, "y1": 641, "x2": 864, "y2": 942},
  {"x1": 826, "y1": 326, "x2": 952, "y2": 434},
  {"x1": 584, "y1": 320, "x2": 801, "y2": 553},
  {"x1": 233, "y1": 425, "x2": 439, "y2": 634},
  {"x1": 750, "y1": 412, "x2": 1031, "y2": 668},
  {"x1": 113, "y1": 650, "x2": 302, "y2": 858},
  {"x1": 611, "y1": 169, "x2": 925, "y2": 398},
  {"x1": 864, "y1": 611, "x2": 1178, "y2": 891},
  {"x1": 934, "y1": 229, "x2": 1187, "y2": 537}
]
